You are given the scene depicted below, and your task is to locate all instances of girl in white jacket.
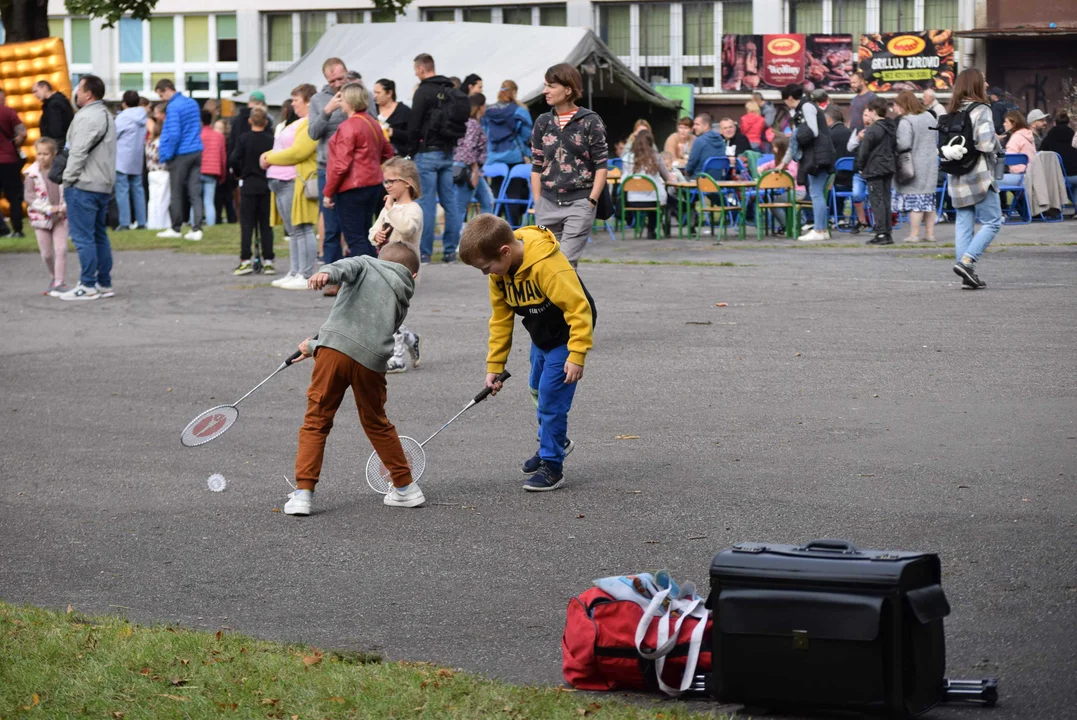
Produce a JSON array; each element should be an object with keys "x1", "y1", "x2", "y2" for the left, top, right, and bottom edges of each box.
[{"x1": 371, "y1": 157, "x2": 424, "y2": 373}]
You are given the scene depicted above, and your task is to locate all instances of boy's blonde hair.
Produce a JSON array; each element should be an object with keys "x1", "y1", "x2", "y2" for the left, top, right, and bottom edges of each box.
[
  {"x1": 379, "y1": 241, "x2": 420, "y2": 274},
  {"x1": 341, "y1": 82, "x2": 370, "y2": 113},
  {"x1": 459, "y1": 214, "x2": 516, "y2": 265},
  {"x1": 382, "y1": 156, "x2": 421, "y2": 199}
]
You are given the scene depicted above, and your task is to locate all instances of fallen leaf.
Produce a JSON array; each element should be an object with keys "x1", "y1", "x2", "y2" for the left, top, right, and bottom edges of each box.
[
  {"x1": 158, "y1": 694, "x2": 189, "y2": 702},
  {"x1": 795, "y1": 352, "x2": 802, "y2": 357},
  {"x1": 715, "y1": 302, "x2": 728, "y2": 307},
  {"x1": 166, "y1": 387, "x2": 172, "y2": 392},
  {"x1": 169, "y1": 677, "x2": 188, "y2": 686},
  {"x1": 261, "y1": 697, "x2": 279, "y2": 706},
  {"x1": 26, "y1": 692, "x2": 41, "y2": 708},
  {"x1": 577, "y1": 514, "x2": 585, "y2": 519},
  {"x1": 272, "y1": 507, "x2": 281, "y2": 513},
  {"x1": 67, "y1": 604, "x2": 73, "y2": 614},
  {"x1": 139, "y1": 667, "x2": 152, "y2": 676},
  {"x1": 112, "y1": 712, "x2": 125, "y2": 718},
  {"x1": 326, "y1": 696, "x2": 345, "y2": 703},
  {"x1": 644, "y1": 540, "x2": 661, "y2": 544},
  {"x1": 958, "y1": 484, "x2": 969, "y2": 489},
  {"x1": 215, "y1": 630, "x2": 223, "y2": 641},
  {"x1": 217, "y1": 702, "x2": 238, "y2": 710},
  {"x1": 615, "y1": 435, "x2": 640, "y2": 440},
  {"x1": 302, "y1": 653, "x2": 322, "y2": 666},
  {"x1": 118, "y1": 626, "x2": 132, "y2": 639},
  {"x1": 555, "y1": 686, "x2": 577, "y2": 693},
  {"x1": 436, "y1": 668, "x2": 455, "y2": 678}
]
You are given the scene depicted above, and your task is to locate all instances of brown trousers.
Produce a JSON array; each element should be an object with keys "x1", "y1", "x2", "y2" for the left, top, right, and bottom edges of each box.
[{"x1": 295, "y1": 346, "x2": 412, "y2": 491}]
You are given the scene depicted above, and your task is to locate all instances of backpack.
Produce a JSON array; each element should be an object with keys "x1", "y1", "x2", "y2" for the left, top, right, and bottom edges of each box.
[
  {"x1": 424, "y1": 84, "x2": 469, "y2": 145},
  {"x1": 562, "y1": 575, "x2": 712, "y2": 697},
  {"x1": 935, "y1": 102, "x2": 988, "y2": 176}
]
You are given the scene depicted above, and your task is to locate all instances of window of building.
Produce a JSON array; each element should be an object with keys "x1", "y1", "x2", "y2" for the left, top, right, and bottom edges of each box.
[
  {"x1": 218, "y1": 72, "x2": 239, "y2": 92},
  {"x1": 300, "y1": 12, "x2": 326, "y2": 54},
  {"x1": 266, "y1": 14, "x2": 293, "y2": 62},
  {"x1": 186, "y1": 72, "x2": 210, "y2": 91},
  {"x1": 119, "y1": 18, "x2": 142, "y2": 63},
  {"x1": 335, "y1": 11, "x2": 364, "y2": 23},
  {"x1": 48, "y1": 19, "x2": 64, "y2": 39},
  {"x1": 185, "y1": 15, "x2": 209, "y2": 63},
  {"x1": 600, "y1": 5, "x2": 631, "y2": 56},
  {"x1": 119, "y1": 73, "x2": 143, "y2": 91},
  {"x1": 924, "y1": 0, "x2": 958, "y2": 29},
  {"x1": 267, "y1": 71, "x2": 283, "y2": 81},
  {"x1": 880, "y1": 0, "x2": 912, "y2": 32},
  {"x1": 71, "y1": 18, "x2": 91, "y2": 64},
  {"x1": 372, "y1": 9, "x2": 396, "y2": 22},
  {"x1": 217, "y1": 14, "x2": 237, "y2": 62},
  {"x1": 504, "y1": 7, "x2": 533, "y2": 25},
  {"x1": 464, "y1": 8, "x2": 492, "y2": 22},
  {"x1": 683, "y1": 2, "x2": 714, "y2": 56},
  {"x1": 149, "y1": 17, "x2": 174, "y2": 63},
  {"x1": 790, "y1": 1, "x2": 823, "y2": 34},
  {"x1": 425, "y1": 9, "x2": 455, "y2": 22},
  {"x1": 540, "y1": 6, "x2": 567, "y2": 26},
  {"x1": 640, "y1": 4, "x2": 670, "y2": 55},
  {"x1": 150, "y1": 72, "x2": 175, "y2": 87},
  {"x1": 683, "y1": 65, "x2": 716, "y2": 89},
  {"x1": 722, "y1": 1, "x2": 753, "y2": 35},
  {"x1": 832, "y1": 1, "x2": 866, "y2": 36},
  {"x1": 641, "y1": 65, "x2": 671, "y2": 84}
]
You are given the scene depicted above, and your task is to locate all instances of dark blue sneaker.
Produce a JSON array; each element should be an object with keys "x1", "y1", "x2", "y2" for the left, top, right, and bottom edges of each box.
[
  {"x1": 523, "y1": 462, "x2": 564, "y2": 492},
  {"x1": 522, "y1": 438, "x2": 575, "y2": 474}
]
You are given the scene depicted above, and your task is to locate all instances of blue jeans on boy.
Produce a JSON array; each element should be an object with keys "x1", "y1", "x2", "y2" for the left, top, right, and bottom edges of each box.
[
  {"x1": 453, "y1": 168, "x2": 494, "y2": 229},
  {"x1": 416, "y1": 150, "x2": 462, "y2": 258},
  {"x1": 852, "y1": 175, "x2": 867, "y2": 203},
  {"x1": 954, "y1": 189, "x2": 1003, "y2": 262},
  {"x1": 318, "y1": 168, "x2": 345, "y2": 263},
  {"x1": 114, "y1": 172, "x2": 146, "y2": 229},
  {"x1": 529, "y1": 343, "x2": 578, "y2": 471},
  {"x1": 807, "y1": 170, "x2": 829, "y2": 230},
  {"x1": 65, "y1": 186, "x2": 113, "y2": 288}
]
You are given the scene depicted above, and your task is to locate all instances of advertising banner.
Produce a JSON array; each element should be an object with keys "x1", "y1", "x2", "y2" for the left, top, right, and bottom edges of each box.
[
  {"x1": 805, "y1": 35, "x2": 855, "y2": 93},
  {"x1": 858, "y1": 30, "x2": 956, "y2": 91},
  {"x1": 721, "y1": 34, "x2": 763, "y2": 92},
  {"x1": 761, "y1": 34, "x2": 806, "y2": 86}
]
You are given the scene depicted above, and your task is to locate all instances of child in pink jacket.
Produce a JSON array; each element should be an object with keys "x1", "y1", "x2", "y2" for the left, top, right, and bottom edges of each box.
[{"x1": 23, "y1": 138, "x2": 68, "y2": 296}]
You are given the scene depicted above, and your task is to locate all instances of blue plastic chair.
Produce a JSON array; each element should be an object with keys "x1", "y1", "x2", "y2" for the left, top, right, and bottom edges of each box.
[
  {"x1": 999, "y1": 153, "x2": 1031, "y2": 224},
  {"x1": 492, "y1": 163, "x2": 533, "y2": 229},
  {"x1": 829, "y1": 157, "x2": 859, "y2": 232},
  {"x1": 607, "y1": 157, "x2": 624, "y2": 172},
  {"x1": 758, "y1": 154, "x2": 775, "y2": 167},
  {"x1": 701, "y1": 156, "x2": 731, "y2": 179}
]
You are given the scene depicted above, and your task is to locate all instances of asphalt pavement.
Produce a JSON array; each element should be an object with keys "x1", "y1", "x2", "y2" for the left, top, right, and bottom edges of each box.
[{"x1": 1, "y1": 220, "x2": 1075, "y2": 718}]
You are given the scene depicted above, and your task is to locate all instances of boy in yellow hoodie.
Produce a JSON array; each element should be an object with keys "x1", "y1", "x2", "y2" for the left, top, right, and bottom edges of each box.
[{"x1": 459, "y1": 215, "x2": 596, "y2": 491}]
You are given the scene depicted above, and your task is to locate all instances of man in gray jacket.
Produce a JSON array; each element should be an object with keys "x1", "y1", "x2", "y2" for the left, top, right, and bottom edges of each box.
[
  {"x1": 59, "y1": 75, "x2": 118, "y2": 302},
  {"x1": 307, "y1": 57, "x2": 349, "y2": 277}
]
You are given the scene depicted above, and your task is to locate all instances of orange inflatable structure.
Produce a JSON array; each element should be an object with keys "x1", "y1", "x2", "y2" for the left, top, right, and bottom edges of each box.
[{"x1": 0, "y1": 37, "x2": 72, "y2": 218}]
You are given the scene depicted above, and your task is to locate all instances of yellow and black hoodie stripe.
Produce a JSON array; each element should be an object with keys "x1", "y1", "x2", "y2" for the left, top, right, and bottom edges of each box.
[{"x1": 485, "y1": 226, "x2": 597, "y2": 374}]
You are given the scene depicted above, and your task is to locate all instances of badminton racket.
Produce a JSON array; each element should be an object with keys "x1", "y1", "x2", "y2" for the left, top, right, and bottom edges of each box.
[
  {"x1": 366, "y1": 370, "x2": 511, "y2": 494},
  {"x1": 180, "y1": 337, "x2": 315, "y2": 447}
]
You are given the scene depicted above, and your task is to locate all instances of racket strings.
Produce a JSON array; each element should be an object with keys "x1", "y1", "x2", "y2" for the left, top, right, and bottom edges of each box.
[{"x1": 366, "y1": 436, "x2": 426, "y2": 494}]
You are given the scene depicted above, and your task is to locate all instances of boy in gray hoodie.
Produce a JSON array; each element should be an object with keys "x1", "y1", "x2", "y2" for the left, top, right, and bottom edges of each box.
[{"x1": 285, "y1": 242, "x2": 423, "y2": 515}]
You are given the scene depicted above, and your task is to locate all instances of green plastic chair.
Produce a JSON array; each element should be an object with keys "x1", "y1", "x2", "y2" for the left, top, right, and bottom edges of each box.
[
  {"x1": 755, "y1": 169, "x2": 799, "y2": 239},
  {"x1": 619, "y1": 174, "x2": 664, "y2": 239}
]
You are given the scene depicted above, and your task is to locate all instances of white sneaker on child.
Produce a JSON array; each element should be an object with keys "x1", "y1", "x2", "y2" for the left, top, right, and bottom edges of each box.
[
  {"x1": 386, "y1": 332, "x2": 409, "y2": 373},
  {"x1": 383, "y1": 483, "x2": 425, "y2": 508},
  {"x1": 284, "y1": 489, "x2": 312, "y2": 516}
]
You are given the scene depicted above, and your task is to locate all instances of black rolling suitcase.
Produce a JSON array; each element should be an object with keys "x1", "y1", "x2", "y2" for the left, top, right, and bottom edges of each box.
[{"x1": 707, "y1": 539, "x2": 951, "y2": 718}]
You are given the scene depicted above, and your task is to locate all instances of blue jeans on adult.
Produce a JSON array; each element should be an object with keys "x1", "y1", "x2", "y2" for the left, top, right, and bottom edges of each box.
[
  {"x1": 114, "y1": 172, "x2": 146, "y2": 229},
  {"x1": 416, "y1": 150, "x2": 462, "y2": 258},
  {"x1": 65, "y1": 186, "x2": 113, "y2": 288},
  {"x1": 201, "y1": 175, "x2": 218, "y2": 226},
  {"x1": 808, "y1": 170, "x2": 829, "y2": 230},
  {"x1": 528, "y1": 343, "x2": 578, "y2": 472},
  {"x1": 317, "y1": 168, "x2": 345, "y2": 262},
  {"x1": 333, "y1": 184, "x2": 381, "y2": 259},
  {"x1": 954, "y1": 189, "x2": 1003, "y2": 262},
  {"x1": 453, "y1": 168, "x2": 494, "y2": 229}
]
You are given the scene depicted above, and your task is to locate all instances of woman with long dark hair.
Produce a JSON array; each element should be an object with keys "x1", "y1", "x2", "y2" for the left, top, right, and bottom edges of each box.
[
  {"x1": 373, "y1": 79, "x2": 410, "y2": 157},
  {"x1": 944, "y1": 68, "x2": 1003, "y2": 289},
  {"x1": 621, "y1": 129, "x2": 672, "y2": 238}
]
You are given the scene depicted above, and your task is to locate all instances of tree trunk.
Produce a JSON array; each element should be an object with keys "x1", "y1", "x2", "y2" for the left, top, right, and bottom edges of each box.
[{"x1": 1, "y1": 0, "x2": 50, "y2": 44}]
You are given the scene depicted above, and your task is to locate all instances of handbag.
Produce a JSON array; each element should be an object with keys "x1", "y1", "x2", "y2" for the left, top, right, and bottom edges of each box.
[
  {"x1": 303, "y1": 170, "x2": 319, "y2": 200},
  {"x1": 895, "y1": 118, "x2": 915, "y2": 183},
  {"x1": 594, "y1": 183, "x2": 614, "y2": 221},
  {"x1": 452, "y1": 162, "x2": 474, "y2": 189}
]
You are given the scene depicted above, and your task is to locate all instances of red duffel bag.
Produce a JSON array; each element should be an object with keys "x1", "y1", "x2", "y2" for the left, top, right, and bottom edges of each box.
[{"x1": 562, "y1": 585, "x2": 712, "y2": 696}]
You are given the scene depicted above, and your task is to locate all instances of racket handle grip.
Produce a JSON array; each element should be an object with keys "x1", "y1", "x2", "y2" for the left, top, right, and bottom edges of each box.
[
  {"x1": 474, "y1": 370, "x2": 511, "y2": 403},
  {"x1": 285, "y1": 334, "x2": 319, "y2": 366}
]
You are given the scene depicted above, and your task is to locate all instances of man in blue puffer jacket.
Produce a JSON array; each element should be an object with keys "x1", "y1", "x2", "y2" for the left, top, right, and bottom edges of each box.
[{"x1": 155, "y1": 78, "x2": 204, "y2": 241}]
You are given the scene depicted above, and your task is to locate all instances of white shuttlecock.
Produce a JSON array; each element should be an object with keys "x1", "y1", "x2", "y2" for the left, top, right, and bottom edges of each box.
[{"x1": 207, "y1": 473, "x2": 227, "y2": 492}]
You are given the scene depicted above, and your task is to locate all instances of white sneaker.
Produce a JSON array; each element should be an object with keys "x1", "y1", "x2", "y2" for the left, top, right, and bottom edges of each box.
[
  {"x1": 386, "y1": 332, "x2": 409, "y2": 373},
  {"x1": 59, "y1": 283, "x2": 99, "y2": 301},
  {"x1": 386, "y1": 354, "x2": 408, "y2": 374},
  {"x1": 383, "y1": 483, "x2": 425, "y2": 508},
  {"x1": 271, "y1": 272, "x2": 295, "y2": 287},
  {"x1": 184, "y1": 230, "x2": 204, "y2": 241},
  {"x1": 263, "y1": 260, "x2": 276, "y2": 275},
  {"x1": 797, "y1": 229, "x2": 830, "y2": 242},
  {"x1": 156, "y1": 229, "x2": 182, "y2": 238},
  {"x1": 278, "y1": 275, "x2": 310, "y2": 290},
  {"x1": 284, "y1": 489, "x2": 313, "y2": 516},
  {"x1": 95, "y1": 283, "x2": 115, "y2": 298}
]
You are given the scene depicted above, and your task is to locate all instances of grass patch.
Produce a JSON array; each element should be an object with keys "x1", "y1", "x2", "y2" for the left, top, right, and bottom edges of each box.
[
  {"x1": 0, "y1": 601, "x2": 730, "y2": 719},
  {"x1": 0, "y1": 224, "x2": 282, "y2": 257},
  {"x1": 581, "y1": 258, "x2": 746, "y2": 268}
]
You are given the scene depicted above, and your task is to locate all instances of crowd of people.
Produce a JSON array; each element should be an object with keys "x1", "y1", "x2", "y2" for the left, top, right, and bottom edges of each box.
[{"x1": 2, "y1": 57, "x2": 1075, "y2": 308}]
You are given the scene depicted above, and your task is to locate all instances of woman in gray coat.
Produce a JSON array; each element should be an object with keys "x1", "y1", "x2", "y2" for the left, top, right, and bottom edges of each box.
[{"x1": 892, "y1": 91, "x2": 940, "y2": 242}]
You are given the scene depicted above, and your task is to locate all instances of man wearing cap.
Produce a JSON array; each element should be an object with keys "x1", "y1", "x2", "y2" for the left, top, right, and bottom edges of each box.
[{"x1": 1026, "y1": 109, "x2": 1049, "y2": 150}]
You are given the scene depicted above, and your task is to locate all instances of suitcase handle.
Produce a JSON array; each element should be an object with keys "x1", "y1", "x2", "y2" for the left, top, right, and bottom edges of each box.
[{"x1": 802, "y1": 539, "x2": 861, "y2": 554}]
